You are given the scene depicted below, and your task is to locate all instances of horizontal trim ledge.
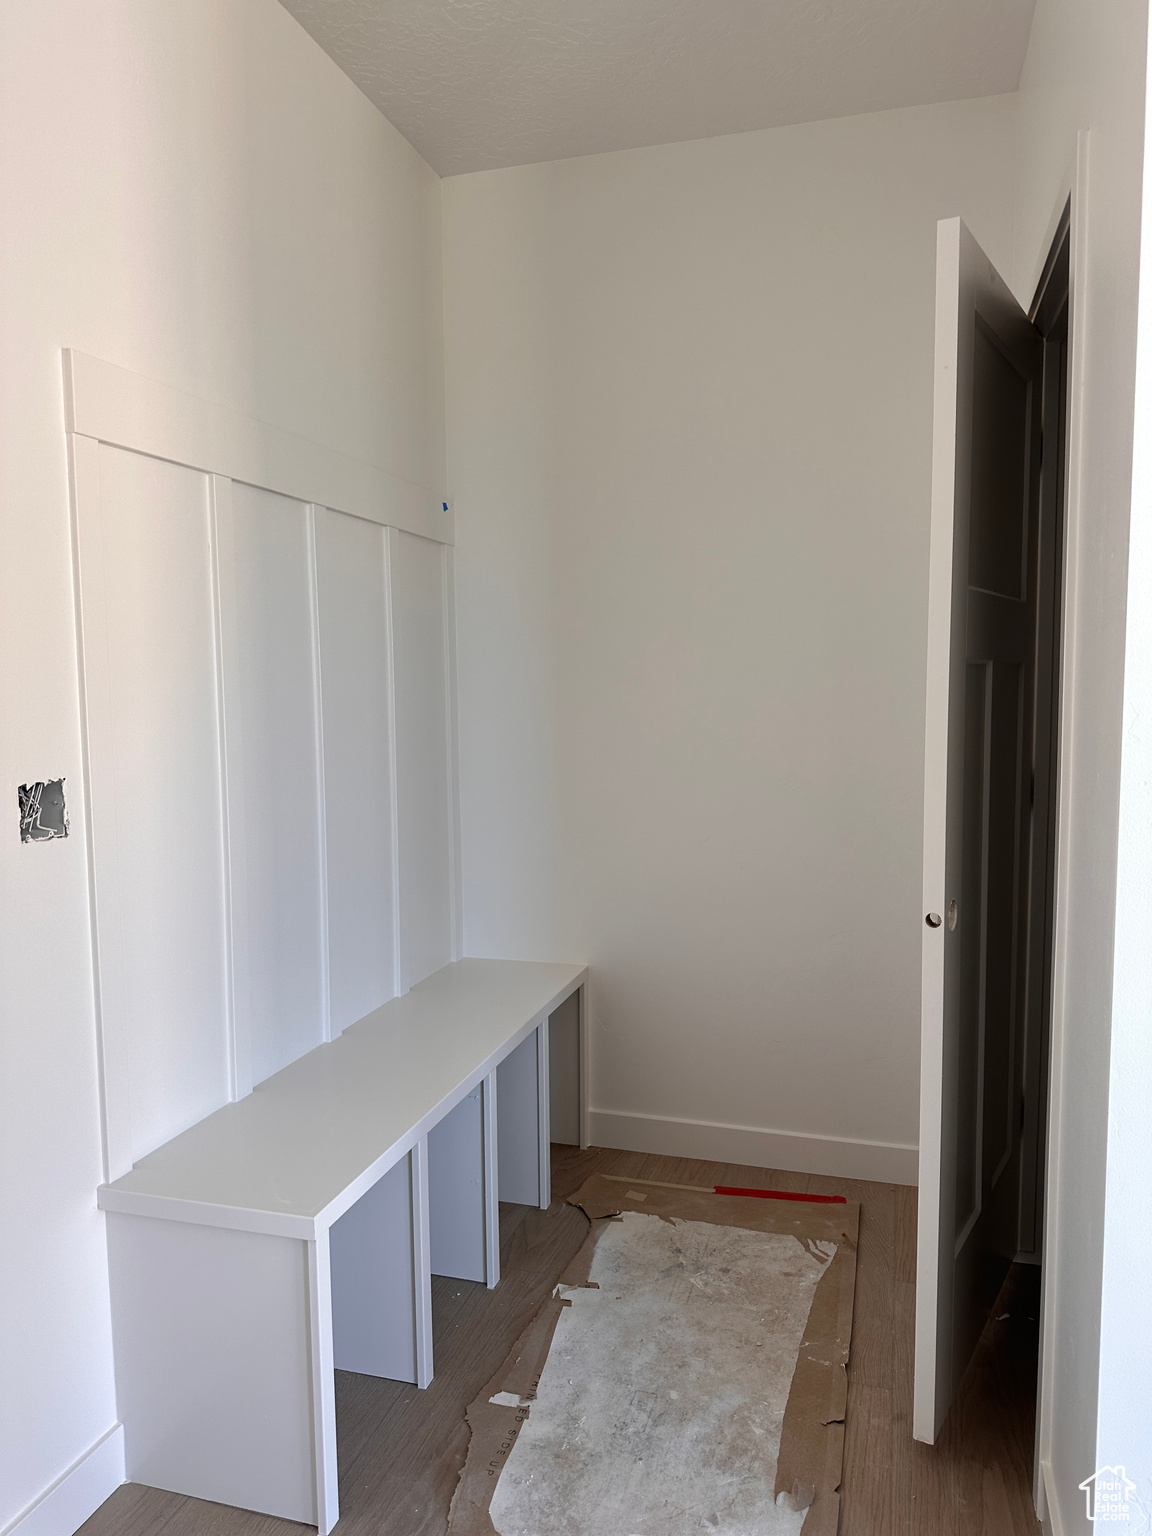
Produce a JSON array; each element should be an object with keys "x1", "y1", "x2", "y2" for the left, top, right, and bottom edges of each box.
[
  {"x1": 588, "y1": 1109, "x2": 918, "y2": 1186},
  {"x1": 64, "y1": 350, "x2": 451, "y2": 544}
]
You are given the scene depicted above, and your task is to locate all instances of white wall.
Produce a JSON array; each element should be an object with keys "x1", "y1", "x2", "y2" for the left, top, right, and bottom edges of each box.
[
  {"x1": 443, "y1": 96, "x2": 1018, "y2": 1184},
  {"x1": 0, "y1": 3, "x2": 444, "y2": 1532},
  {"x1": 1008, "y1": 3, "x2": 1151, "y2": 1530},
  {"x1": 4, "y1": 5, "x2": 1148, "y2": 1530},
  {"x1": 1104, "y1": 83, "x2": 1152, "y2": 1520}
]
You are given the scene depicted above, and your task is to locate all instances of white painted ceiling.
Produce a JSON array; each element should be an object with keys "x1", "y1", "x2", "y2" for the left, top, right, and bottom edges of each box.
[{"x1": 279, "y1": 0, "x2": 1036, "y2": 177}]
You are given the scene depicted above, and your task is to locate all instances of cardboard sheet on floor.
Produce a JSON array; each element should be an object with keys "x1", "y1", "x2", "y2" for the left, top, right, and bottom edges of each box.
[{"x1": 448, "y1": 1174, "x2": 858, "y2": 1536}]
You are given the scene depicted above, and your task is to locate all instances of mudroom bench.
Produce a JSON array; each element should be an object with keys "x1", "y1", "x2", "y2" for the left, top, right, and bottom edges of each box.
[{"x1": 97, "y1": 957, "x2": 588, "y2": 1534}]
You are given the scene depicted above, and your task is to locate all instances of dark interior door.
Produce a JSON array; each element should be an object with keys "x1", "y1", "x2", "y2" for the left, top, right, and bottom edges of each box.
[{"x1": 916, "y1": 217, "x2": 1044, "y2": 1441}]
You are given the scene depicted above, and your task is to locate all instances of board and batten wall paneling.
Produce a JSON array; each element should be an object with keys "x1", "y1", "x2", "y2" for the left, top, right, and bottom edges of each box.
[
  {"x1": 75, "y1": 444, "x2": 459, "y2": 1183},
  {"x1": 224, "y1": 483, "x2": 328, "y2": 1083},
  {"x1": 314, "y1": 507, "x2": 400, "y2": 1027},
  {"x1": 78, "y1": 445, "x2": 231, "y2": 1174},
  {"x1": 389, "y1": 528, "x2": 457, "y2": 990}
]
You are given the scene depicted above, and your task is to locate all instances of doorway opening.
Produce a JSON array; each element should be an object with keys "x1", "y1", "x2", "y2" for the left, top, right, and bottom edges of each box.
[
  {"x1": 940, "y1": 206, "x2": 1071, "y2": 1499},
  {"x1": 915, "y1": 199, "x2": 1073, "y2": 1487}
]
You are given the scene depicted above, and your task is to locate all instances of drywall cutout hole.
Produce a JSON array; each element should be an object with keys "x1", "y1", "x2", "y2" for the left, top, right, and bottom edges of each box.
[
  {"x1": 947, "y1": 899, "x2": 958, "y2": 931},
  {"x1": 19, "y1": 779, "x2": 68, "y2": 842}
]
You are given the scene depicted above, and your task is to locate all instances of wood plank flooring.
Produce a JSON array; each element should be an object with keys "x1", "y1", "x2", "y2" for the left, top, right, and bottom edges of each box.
[{"x1": 78, "y1": 1145, "x2": 1042, "y2": 1535}]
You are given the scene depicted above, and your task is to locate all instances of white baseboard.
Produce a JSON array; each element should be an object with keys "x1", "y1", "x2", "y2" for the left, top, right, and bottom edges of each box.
[
  {"x1": 1039, "y1": 1460, "x2": 1064, "y2": 1536},
  {"x1": 588, "y1": 1109, "x2": 918, "y2": 1186},
  {"x1": 2, "y1": 1425, "x2": 124, "y2": 1536}
]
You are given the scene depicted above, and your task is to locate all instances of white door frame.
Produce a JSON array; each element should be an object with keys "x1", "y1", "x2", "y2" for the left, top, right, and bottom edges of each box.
[
  {"x1": 1033, "y1": 131, "x2": 1091, "y2": 1526},
  {"x1": 913, "y1": 133, "x2": 1089, "y2": 1484}
]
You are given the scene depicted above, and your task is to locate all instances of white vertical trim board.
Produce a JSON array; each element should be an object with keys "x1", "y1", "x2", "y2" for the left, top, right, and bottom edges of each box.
[
  {"x1": 0, "y1": 1425, "x2": 125, "y2": 1536},
  {"x1": 383, "y1": 526, "x2": 404, "y2": 1001},
  {"x1": 443, "y1": 544, "x2": 465, "y2": 962},
  {"x1": 307, "y1": 1236, "x2": 339, "y2": 1536},
  {"x1": 67, "y1": 431, "x2": 124, "y2": 1184},
  {"x1": 411, "y1": 1139, "x2": 434, "y2": 1390},
  {"x1": 1039, "y1": 1460, "x2": 1066, "y2": 1536},
  {"x1": 536, "y1": 1018, "x2": 551, "y2": 1211},
  {"x1": 69, "y1": 431, "x2": 134, "y2": 1182},
  {"x1": 208, "y1": 474, "x2": 246, "y2": 1101},
  {"x1": 211, "y1": 474, "x2": 254, "y2": 1100},
  {"x1": 305, "y1": 505, "x2": 333, "y2": 1044},
  {"x1": 578, "y1": 979, "x2": 592, "y2": 1152},
  {"x1": 1096, "y1": 71, "x2": 1152, "y2": 1510},
  {"x1": 588, "y1": 1109, "x2": 919, "y2": 1186},
  {"x1": 1035, "y1": 133, "x2": 1090, "y2": 1532},
  {"x1": 482, "y1": 1071, "x2": 501, "y2": 1288},
  {"x1": 63, "y1": 350, "x2": 451, "y2": 545}
]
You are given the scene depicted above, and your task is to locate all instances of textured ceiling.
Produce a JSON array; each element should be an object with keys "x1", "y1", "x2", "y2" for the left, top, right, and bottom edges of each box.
[{"x1": 279, "y1": 0, "x2": 1036, "y2": 177}]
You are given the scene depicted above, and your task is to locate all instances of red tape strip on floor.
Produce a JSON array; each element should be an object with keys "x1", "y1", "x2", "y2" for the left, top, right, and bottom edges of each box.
[{"x1": 713, "y1": 1185, "x2": 847, "y2": 1205}]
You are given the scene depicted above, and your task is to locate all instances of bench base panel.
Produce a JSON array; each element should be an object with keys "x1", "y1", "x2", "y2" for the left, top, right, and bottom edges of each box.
[{"x1": 106, "y1": 1212, "x2": 329, "y2": 1528}]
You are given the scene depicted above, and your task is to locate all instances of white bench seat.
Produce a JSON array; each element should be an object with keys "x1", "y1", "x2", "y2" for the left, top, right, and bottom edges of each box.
[{"x1": 97, "y1": 957, "x2": 587, "y2": 1534}]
